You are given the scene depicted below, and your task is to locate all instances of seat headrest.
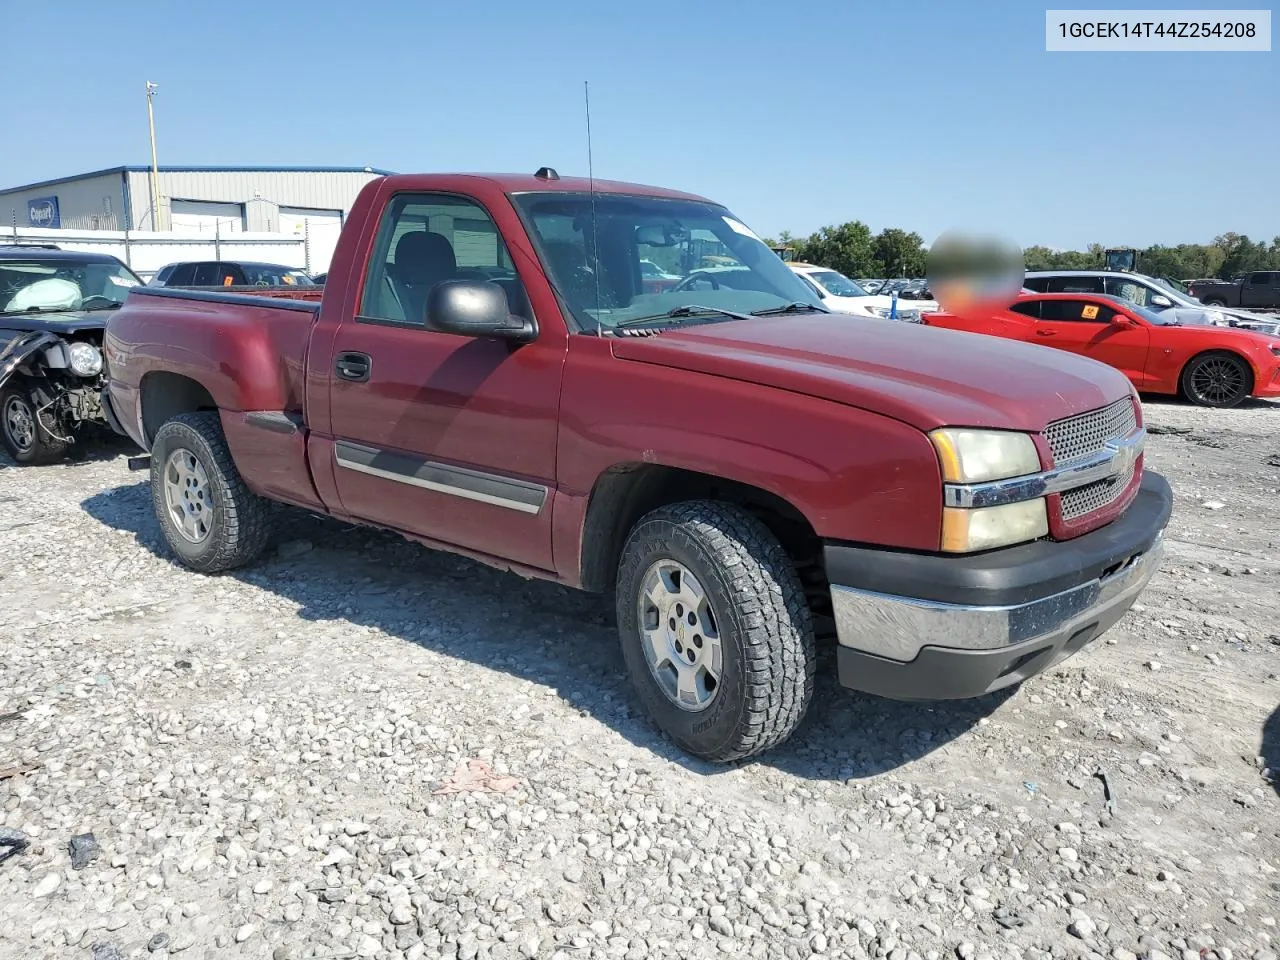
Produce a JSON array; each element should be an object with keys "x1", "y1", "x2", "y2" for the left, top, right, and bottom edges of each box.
[{"x1": 394, "y1": 231, "x2": 456, "y2": 281}]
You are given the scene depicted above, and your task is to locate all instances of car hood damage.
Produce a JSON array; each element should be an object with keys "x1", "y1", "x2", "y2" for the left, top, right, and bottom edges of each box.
[{"x1": 0, "y1": 310, "x2": 111, "y2": 335}]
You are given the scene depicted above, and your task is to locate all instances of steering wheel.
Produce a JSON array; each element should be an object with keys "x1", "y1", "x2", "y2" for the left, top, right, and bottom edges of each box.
[
  {"x1": 79, "y1": 295, "x2": 116, "y2": 308},
  {"x1": 673, "y1": 271, "x2": 721, "y2": 292}
]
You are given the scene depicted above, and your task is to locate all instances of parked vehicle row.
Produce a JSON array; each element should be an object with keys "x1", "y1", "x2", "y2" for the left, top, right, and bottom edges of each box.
[
  {"x1": 80, "y1": 168, "x2": 1173, "y2": 764},
  {"x1": 787, "y1": 263, "x2": 938, "y2": 319}
]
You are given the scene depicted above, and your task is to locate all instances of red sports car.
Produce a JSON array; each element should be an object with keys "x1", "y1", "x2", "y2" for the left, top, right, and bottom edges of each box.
[{"x1": 923, "y1": 292, "x2": 1280, "y2": 408}]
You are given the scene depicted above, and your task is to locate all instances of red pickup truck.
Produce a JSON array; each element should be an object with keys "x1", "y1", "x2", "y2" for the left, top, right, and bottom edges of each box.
[{"x1": 102, "y1": 169, "x2": 1173, "y2": 762}]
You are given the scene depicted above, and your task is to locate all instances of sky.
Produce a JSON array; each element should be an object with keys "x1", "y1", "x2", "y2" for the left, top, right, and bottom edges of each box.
[{"x1": 3, "y1": 0, "x2": 1276, "y2": 250}]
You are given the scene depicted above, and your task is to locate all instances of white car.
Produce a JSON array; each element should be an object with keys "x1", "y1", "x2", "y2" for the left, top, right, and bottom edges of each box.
[{"x1": 787, "y1": 263, "x2": 938, "y2": 320}]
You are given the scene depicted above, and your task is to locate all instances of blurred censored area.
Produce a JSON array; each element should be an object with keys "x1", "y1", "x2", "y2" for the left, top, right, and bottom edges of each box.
[{"x1": 927, "y1": 232, "x2": 1025, "y2": 314}]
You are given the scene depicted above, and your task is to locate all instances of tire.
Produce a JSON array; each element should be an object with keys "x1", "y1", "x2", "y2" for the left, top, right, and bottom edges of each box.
[
  {"x1": 615, "y1": 500, "x2": 816, "y2": 763},
  {"x1": 149, "y1": 411, "x2": 272, "y2": 572},
  {"x1": 1201, "y1": 298, "x2": 1227, "y2": 307},
  {"x1": 0, "y1": 380, "x2": 70, "y2": 465},
  {"x1": 1179, "y1": 351, "x2": 1253, "y2": 408}
]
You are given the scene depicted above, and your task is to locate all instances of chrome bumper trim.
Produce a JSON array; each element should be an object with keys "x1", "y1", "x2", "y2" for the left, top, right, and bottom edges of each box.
[
  {"x1": 944, "y1": 426, "x2": 1145, "y2": 509},
  {"x1": 830, "y1": 533, "x2": 1163, "y2": 663}
]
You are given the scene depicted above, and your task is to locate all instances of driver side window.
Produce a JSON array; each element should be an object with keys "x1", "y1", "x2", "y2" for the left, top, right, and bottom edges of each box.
[
  {"x1": 1103, "y1": 276, "x2": 1149, "y2": 306},
  {"x1": 359, "y1": 193, "x2": 530, "y2": 326}
]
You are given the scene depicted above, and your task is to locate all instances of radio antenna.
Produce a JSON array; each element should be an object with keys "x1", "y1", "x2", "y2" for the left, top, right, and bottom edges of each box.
[{"x1": 585, "y1": 80, "x2": 603, "y2": 336}]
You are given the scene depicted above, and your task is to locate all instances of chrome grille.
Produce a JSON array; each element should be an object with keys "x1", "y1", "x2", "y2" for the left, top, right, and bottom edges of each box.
[
  {"x1": 1060, "y1": 460, "x2": 1136, "y2": 521},
  {"x1": 1044, "y1": 397, "x2": 1136, "y2": 466}
]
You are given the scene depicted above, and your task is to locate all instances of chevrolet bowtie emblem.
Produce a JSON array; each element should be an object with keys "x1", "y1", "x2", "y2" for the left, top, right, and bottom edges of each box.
[{"x1": 1104, "y1": 433, "x2": 1140, "y2": 476}]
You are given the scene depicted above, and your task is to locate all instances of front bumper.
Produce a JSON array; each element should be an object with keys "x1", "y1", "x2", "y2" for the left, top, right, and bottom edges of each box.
[{"x1": 828, "y1": 471, "x2": 1172, "y2": 700}]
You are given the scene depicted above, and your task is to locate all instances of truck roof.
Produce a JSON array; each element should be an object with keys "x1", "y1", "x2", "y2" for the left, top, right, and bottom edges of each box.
[{"x1": 378, "y1": 172, "x2": 714, "y2": 204}]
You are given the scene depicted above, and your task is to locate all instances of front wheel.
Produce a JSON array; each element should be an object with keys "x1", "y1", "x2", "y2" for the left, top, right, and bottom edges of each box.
[
  {"x1": 149, "y1": 411, "x2": 272, "y2": 572},
  {"x1": 1, "y1": 381, "x2": 69, "y2": 465},
  {"x1": 615, "y1": 501, "x2": 816, "y2": 763},
  {"x1": 1180, "y1": 351, "x2": 1253, "y2": 408}
]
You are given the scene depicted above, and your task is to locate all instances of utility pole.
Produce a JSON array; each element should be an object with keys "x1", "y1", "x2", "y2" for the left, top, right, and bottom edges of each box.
[{"x1": 146, "y1": 82, "x2": 161, "y2": 231}]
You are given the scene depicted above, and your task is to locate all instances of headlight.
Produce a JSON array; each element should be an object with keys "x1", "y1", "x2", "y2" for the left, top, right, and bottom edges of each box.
[
  {"x1": 929, "y1": 428, "x2": 1041, "y2": 483},
  {"x1": 67, "y1": 342, "x2": 103, "y2": 376},
  {"x1": 942, "y1": 500, "x2": 1049, "y2": 552},
  {"x1": 1207, "y1": 310, "x2": 1229, "y2": 326}
]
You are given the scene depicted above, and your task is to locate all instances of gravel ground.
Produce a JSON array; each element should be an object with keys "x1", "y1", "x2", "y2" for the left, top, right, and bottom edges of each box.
[{"x1": 1, "y1": 396, "x2": 1278, "y2": 960}]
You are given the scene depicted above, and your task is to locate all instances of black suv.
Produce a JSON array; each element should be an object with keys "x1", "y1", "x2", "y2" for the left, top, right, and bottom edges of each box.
[{"x1": 148, "y1": 260, "x2": 316, "y2": 288}]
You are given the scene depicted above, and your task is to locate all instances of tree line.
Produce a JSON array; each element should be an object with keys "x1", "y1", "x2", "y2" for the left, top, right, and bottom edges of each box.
[{"x1": 763, "y1": 224, "x2": 1280, "y2": 281}]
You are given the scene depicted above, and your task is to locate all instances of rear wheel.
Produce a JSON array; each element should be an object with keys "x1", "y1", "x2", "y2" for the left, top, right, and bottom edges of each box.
[
  {"x1": 1201, "y1": 298, "x2": 1227, "y2": 307},
  {"x1": 1180, "y1": 351, "x2": 1252, "y2": 408},
  {"x1": 150, "y1": 411, "x2": 272, "y2": 572},
  {"x1": 615, "y1": 500, "x2": 816, "y2": 763},
  {"x1": 0, "y1": 381, "x2": 69, "y2": 465}
]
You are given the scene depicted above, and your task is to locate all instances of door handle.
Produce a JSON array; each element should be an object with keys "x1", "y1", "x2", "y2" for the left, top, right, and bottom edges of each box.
[
  {"x1": 335, "y1": 352, "x2": 371, "y2": 382},
  {"x1": 1036, "y1": 329, "x2": 1057, "y2": 337}
]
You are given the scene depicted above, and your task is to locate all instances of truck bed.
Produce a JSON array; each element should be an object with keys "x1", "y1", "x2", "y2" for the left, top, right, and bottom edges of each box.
[{"x1": 104, "y1": 286, "x2": 324, "y2": 509}]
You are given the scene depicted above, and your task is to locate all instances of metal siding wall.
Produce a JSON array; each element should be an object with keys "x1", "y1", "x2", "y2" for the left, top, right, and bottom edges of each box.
[
  {"x1": 5, "y1": 169, "x2": 377, "y2": 242},
  {"x1": 156, "y1": 170, "x2": 377, "y2": 230},
  {"x1": 127, "y1": 171, "x2": 155, "y2": 229},
  {"x1": 0, "y1": 173, "x2": 127, "y2": 231}
]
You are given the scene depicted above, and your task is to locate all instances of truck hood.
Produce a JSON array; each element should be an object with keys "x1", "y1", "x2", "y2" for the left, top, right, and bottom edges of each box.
[{"x1": 610, "y1": 314, "x2": 1132, "y2": 433}]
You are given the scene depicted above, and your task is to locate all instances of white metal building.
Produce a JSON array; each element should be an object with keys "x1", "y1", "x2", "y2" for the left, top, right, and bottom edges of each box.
[{"x1": 0, "y1": 165, "x2": 393, "y2": 272}]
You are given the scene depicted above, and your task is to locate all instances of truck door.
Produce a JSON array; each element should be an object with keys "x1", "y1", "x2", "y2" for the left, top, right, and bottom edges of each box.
[
  {"x1": 1243, "y1": 271, "x2": 1279, "y2": 308},
  {"x1": 1031, "y1": 298, "x2": 1151, "y2": 387},
  {"x1": 320, "y1": 191, "x2": 567, "y2": 572}
]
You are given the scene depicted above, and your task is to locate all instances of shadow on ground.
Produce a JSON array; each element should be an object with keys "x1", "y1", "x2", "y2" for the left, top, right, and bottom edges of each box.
[
  {"x1": 80, "y1": 481, "x2": 1011, "y2": 781},
  {"x1": 1138, "y1": 393, "x2": 1280, "y2": 412},
  {"x1": 1264, "y1": 704, "x2": 1280, "y2": 799},
  {"x1": 0, "y1": 430, "x2": 138, "y2": 471}
]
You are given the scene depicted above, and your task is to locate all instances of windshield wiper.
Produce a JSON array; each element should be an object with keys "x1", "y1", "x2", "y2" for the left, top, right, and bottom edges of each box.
[
  {"x1": 614, "y1": 304, "x2": 756, "y2": 329},
  {"x1": 750, "y1": 301, "x2": 829, "y2": 316},
  {"x1": 82, "y1": 302, "x2": 123, "y2": 312},
  {"x1": 0, "y1": 306, "x2": 61, "y2": 317}
]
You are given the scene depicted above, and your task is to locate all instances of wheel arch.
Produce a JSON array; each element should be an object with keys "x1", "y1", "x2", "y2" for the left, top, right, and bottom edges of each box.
[
  {"x1": 577, "y1": 462, "x2": 824, "y2": 596},
  {"x1": 139, "y1": 371, "x2": 218, "y2": 448}
]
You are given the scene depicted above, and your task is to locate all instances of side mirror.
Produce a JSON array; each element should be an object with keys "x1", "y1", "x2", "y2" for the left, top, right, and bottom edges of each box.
[
  {"x1": 1150, "y1": 294, "x2": 1173, "y2": 308},
  {"x1": 424, "y1": 280, "x2": 535, "y2": 343},
  {"x1": 1111, "y1": 314, "x2": 1135, "y2": 327}
]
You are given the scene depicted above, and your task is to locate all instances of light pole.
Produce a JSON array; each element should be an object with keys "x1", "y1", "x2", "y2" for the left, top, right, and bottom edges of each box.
[{"x1": 146, "y1": 82, "x2": 161, "y2": 231}]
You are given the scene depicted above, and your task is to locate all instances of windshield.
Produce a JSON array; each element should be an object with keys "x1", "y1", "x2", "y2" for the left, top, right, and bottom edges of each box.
[
  {"x1": 1156, "y1": 277, "x2": 1191, "y2": 296},
  {"x1": 807, "y1": 269, "x2": 868, "y2": 298},
  {"x1": 0, "y1": 256, "x2": 143, "y2": 313},
  {"x1": 512, "y1": 192, "x2": 822, "y2": 330}
]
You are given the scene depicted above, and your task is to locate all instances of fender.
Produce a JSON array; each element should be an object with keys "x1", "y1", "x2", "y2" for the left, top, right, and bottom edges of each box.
[
  {"x1": 0, "y1": 331, "x2": 61, "y2": 392},
  {"x1": 105, "y1": 287, "x2": 316, "y2": 427}
]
